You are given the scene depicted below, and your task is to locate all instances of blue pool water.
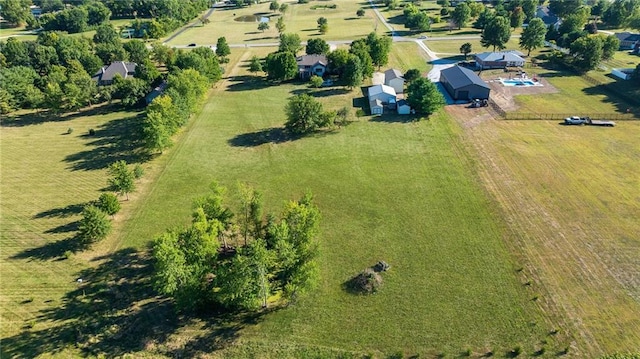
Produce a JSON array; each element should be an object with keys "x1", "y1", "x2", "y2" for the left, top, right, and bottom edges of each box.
[{"x1": 501, "y1": 79, "x2": 538, "y2": 86}]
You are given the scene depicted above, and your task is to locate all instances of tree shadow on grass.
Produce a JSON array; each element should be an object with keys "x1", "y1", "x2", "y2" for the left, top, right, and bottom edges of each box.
[
  {"x1": 0, "y1": 104, "x2": 125, "y2": 128},
  {"x1": 226, "y1": 75, "x2": 272, "y2": 92},
  {"x1": 228, "y1": 127, "x2": 299, "y2": 147},
  {"x1": 33, "y1": 202, "x2": 87, "y2": 219},
  {"x1": 582, "y1": 83, "x2": 640, "y2": 114},
  {"x1": 63, "y1": 112, "x2": 149, "y2": 171},
  {"x1": 1, "y1": 248, "x2": 266, "y2": 358},
  {"x1": 369, "y1": 114, "x2": 421, "y2": 123},
  {"x1": 10, "y1": 234, "x2": 88, "y2": 261},
  {"x1": 290, "y1": 88, "x2": 351, "y2": 98}
]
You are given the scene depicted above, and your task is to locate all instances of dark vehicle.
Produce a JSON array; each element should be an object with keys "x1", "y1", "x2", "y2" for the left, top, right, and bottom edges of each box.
[
  {"x1": 187, "y1": 43, "x2": 197, "y2": 47},
  {"x1": 469, "y1": 99, "x2": 488, "y2": 108}
]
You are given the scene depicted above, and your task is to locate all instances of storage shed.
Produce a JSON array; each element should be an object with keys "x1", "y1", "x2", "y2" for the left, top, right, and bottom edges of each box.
[{"x1": 439, "y1": 66, "x2": 490, "y2": 101}]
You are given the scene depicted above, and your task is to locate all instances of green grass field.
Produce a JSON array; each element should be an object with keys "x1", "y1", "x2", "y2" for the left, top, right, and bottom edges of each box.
[
  {"x1": 1, "y1": 46, "x2": 560, "y2": 358},
  {"x1": 165, "y1": 1, "x2": 383, "y2": 46}
]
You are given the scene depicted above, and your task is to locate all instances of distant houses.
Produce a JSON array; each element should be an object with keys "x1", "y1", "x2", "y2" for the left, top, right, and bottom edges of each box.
[
  {"x1": 439, "y1": 66, "x2": 490, "y2": 101},
  {"x1": 615, "y1": 32, "x2": 640, "y2": 52},
  {"x1": 475, "y1": 51, "x2": 525, "y2": 70},
  {"x1": 535, "y1": 6, "x2": 561, "y2": 29},
  {"x1": 92, "y1": 61, "x2": 137, "y2": 86},
  {"x1": 296, "y1": 55, "x2": 327, "y2": 79}
]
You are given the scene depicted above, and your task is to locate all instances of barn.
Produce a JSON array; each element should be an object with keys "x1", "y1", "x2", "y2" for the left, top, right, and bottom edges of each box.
[{"x1": 439, "y1": 66, "x2": 490, "y2": 101}]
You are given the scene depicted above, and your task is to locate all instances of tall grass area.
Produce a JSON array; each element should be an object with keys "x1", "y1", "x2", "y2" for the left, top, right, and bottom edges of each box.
[{"x1": 116, "y1": 49, "x2": 553, "y2": 356}]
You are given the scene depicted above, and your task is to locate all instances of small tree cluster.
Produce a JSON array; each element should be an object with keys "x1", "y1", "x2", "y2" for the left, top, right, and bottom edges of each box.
[
  {"x1": 284, "y1": 94, "x2": 336, "y2": 135},
  {"x1": 406, "y1": 78, "x2": 445, "y2": 116},
  {"x1": 153, "y1": 183, "x2": 321, "y2": 311}
]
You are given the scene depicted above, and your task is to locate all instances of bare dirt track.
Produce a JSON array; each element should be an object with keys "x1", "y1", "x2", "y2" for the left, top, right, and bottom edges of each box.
[{"x1": 447, "y1": 106, "x2": 640, "y2": 356}]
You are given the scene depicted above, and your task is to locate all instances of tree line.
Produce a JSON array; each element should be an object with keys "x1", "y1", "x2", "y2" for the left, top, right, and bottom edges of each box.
[{"x1": 153, "y1": 182, "x2": 321, "y2": 312}]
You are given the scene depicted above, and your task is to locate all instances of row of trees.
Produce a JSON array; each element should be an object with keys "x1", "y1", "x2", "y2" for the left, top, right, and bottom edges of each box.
[
  {"x1": 153, "y1": 183, "x2": 321, "y2": 311},
  {"x1": 36, "y1": 2, "x2": 111, "y2": 33}
]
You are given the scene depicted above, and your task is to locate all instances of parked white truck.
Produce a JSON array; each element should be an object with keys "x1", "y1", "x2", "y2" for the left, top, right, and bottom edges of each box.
[{"x1": 564, "y1": 116, "x2": 616, "y2": 127}]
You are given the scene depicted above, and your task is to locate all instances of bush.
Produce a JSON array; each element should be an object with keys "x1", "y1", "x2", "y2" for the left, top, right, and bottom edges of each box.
[
  {"x1": 96, "y1": 193, "x2": 121, "y2": 216},
  {"x1": 346, "y1": 268, "x2": 382, "y2": 294},
  {"x1": 63, "y1": 250, "x2": 73, "y2": 259},
  {"x1": 67, "y1": 127, "x2": 74, "y2": 134},
  {"x1": 88, "y1": 128, "x2": 96, "y2": 136},
  {"x1": 133, "y1": 164, "x2": 144, "y2": 179},
  {"x1": 355, "y1": 109, "x2": 366, "y2": 117}
]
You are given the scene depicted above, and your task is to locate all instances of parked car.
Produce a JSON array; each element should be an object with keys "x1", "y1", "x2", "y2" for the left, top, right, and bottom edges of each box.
[{"x1": 187, "y1": 43, "x2": 197, "y2": 47}]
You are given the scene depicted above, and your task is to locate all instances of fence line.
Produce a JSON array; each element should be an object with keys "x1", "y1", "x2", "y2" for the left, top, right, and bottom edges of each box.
[{"x1": 499, "y1": 113, "x2": 638, "y2": 121}]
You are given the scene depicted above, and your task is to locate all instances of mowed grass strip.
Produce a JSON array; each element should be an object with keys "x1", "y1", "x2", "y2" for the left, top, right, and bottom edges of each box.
[{"x1": 118, "y1": 47, "x2": 549, "y2": 355}]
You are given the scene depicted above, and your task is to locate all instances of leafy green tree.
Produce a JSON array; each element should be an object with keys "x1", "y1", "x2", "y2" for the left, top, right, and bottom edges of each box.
[
  {"x1": 519, "y1": 18, "x2": 546, "y2": 56},
  {"x1": 366, "y1": 32, "x2": 392, "y2": 69},
  {"x1": 327, "y1": 48, "x2": 349, "y2": 75},
  {"x1": 406, "y1": 77, "x2": 445, "y2": 115},
  {"x1": 123, "y1": 40, "x2": 150, "y2": 65},
  {"x1": 285, "y1": 94, "x2": 325, "y2": 134},
  {"x1": 108, "y1": 160, "x2": 136, "y2": 200},
  {"x1": 78, "y1": 205, "x2": 112, "y2": 244},
  {"x1": 238, "y1": 183, "x2": 264, "y2": 244},
  {"x1": 349, "y1": 39, "x2": 374, "y2": 78},
  {"x1": 591, "y1": 0, "x2": 609, "y2": 19},
  {"x1": 258, "y1": 21, "x2": 270, "y2": 32},
  {"x1": 404, "y1": 68, "x2": 421, "y2": 83},
  {"x1": 1, "y1": 37, "x2": 30, "y2": 67},
  {"x1": 276, "y1": 17, "x2": 286, "y2": 34},
  {"x1": 173, "y1": 47, "x2": 222, "y2": 83},
  {"x1": 357, "y1": 8, "x2": 365, "y2": 17},
  {"x1": 306, "y1": 38, "x2": 329, "y2": 55},
  {"x1": 265, "y1": 51, "x2": 297, "y2": 81},
  {"x1": 460, "y1": 42, "x2": 472, "y2": 59},
  {"x1": 153, "y1": 209, "x2": 221, "y2": 310},
  {"x1": 143, "y1": 106, "x2": 174, "y2": 154},
  {"x1": 216, "y1": 37, "x2": 231, "y2": 59},
  {"x1": 113, "y1": 76, "x2": 148, "y2": 107},
  {"x1": 270, "y1": 192, "x2": 320, "y2": 299},
  {"x1": 96, "y1": 192, "x2": 121, "y2": 217},
  {"x1": 86, "y1": 1, "x2": 111, "y2": 26},
  {"x1": 473, "y1": 8, "x2": 494, "y2": 29},
  {"x1": 601, "y1": 34, "x2": 620, "y2": 61},
  {"x1": 0, "y1": 0, "x2": 30, "y2": 26},
  {"x1": 481, "y1": 16, "x2": 511, "y2": 51},
  {"x1": 151, "y1": 42, "x2": 174, "y2": 66},
  {"x1": 61, "y1": 7, "x2": 89, "y2": 33},
  {"x1": 270, "y1": 0, "x2": 279, "y2": 11},
  {"x1": 510, "y1": 6, "x2": 525, "y2": 29},
  {"x1": 452, "y1": 3, "x2": 471, "y2": 29},
  {"x1": 468, "y1": 1, "x2": 485, "y2": 18},
  {"x1": 0, "y1": 66, "x2": 42, "y2": 110},
  {"x1": 249, "y1": 55, "x2": 263, "y2": 74},
  {"x1": 279, "y1": 3, "x2": 288, "y2": 13},
  {"x1": 42, "y1": 0, "x2": 64, "y2": 13},
  {"x1": 29, "y1": 44, "x2": 59, "y2": 75},
  {"x1": 549, "y1": 0, "x2": 583, "y2": 18},
  {"x1": 309, "y1": 75, "x2": 323, "y2": 88},
  {"x1": 165, "y1": 68, "x2": 209, "y2": 121},
  {"x1": 279, "y1": 33, "x2": 302, "y2": 54},
  {"x1": 570, "y1": 35, "x2": 603, "y2": 72},
  {"x1": 135, "y1": 58, "x2": 161, "y2": 85},
  {"x1": 522, "y1": 0, "x2": 537, "y2": 20},
  {"x1": 343, "y1": 54, "x2": 363, "y2": 89}
]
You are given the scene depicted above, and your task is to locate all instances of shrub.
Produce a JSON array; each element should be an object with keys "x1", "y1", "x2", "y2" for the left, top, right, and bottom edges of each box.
[
  {"x1": 355, "y1": 109, "x2": 365, "y2": 117},
  {"x1": 78, "y1": 205, "x2": 112, "y2": 244},
  {"x1": 133, "y1": 164, "x2": 144, "y2": 179},
  {"x1": 67, "y1": 127, "x2": 74, "y2": 134},
  {"x1": 88, "y1": 128, "x2": 96, "y2": 136},
  {"x1": 346, "y1": 268, "x2": 382, "y2": 294},
  {"x1": 63, "y1": 250, "x2": 73, "y2": 259},
  {"x1": 96, "y1": 192, "x2": 121, "y2": 216}
]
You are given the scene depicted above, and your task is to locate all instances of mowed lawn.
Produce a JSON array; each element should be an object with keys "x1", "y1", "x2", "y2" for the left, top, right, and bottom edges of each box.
[
  {"x1": 166, "y1": 0, "x2": 381, "y2": 46},
  {"x1": 457, "y1": 116, "x2": 640, "y2": 355},
  {"x1": 115, "y1": 48, "x2": 553, "y2": 356},
  {"x1": 0, "y1": 106, "x2": 143, "y2": 337}
]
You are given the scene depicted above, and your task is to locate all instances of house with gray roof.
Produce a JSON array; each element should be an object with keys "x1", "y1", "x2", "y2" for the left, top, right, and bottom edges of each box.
[
  {"x1": 535, "y1": 6, "x2": 561, "y2": 28},
  {"x1": 615, "y1": 32, "x2": 640, "y2": 51},
  {"x1": 367, "y1": 84, "x2": 397, "y2": 115},
  {"x1": 296, "y1": 55, "x2": 327, "y2": 79},
  {"x1": 92, "y1": 61, "x2": 137, "y2": 86},
  {"x1": 384, "y1": 68, "x2": 405, "y2": 93},
  {"x1": 439, "y1": 66, "x2": 490, "y2": 101},
  {"x1": 475, "y1": 51, "x2": 525, "y2": 70}
]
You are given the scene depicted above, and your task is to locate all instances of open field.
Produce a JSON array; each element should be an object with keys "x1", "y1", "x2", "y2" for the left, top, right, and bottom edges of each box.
[
  {"x1": 1, "y1": 45, "x2": 558, "y2": 358},
  {"x1": 448, "y1": 107, "x2": 640, "y2": 355},
  {"x1": 426, "y1": 38, "x2": 522, "y2": 56},
  {"x1": 165, "y1": 0, "x2": 383, "y2": 46},
  {"x1": 386, "y1": 41, "x2": 433, "y2": 74}
]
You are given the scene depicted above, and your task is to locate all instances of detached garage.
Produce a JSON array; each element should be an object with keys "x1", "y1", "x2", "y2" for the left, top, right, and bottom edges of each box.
[{"x1": 439, "y1": 66, "x2": 490, "y2": 101}]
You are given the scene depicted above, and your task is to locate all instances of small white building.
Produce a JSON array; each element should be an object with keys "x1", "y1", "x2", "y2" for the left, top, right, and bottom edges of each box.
[{"x1": 384, "y1": 68, "x2": 405, "y2": 94}]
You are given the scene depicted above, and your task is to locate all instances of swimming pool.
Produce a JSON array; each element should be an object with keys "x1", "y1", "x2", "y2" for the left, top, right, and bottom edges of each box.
[{"x1": 500, "y1": 79, "x2": 542, "y2": 87}]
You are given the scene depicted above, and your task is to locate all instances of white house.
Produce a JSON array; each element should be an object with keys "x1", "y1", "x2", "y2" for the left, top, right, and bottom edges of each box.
[
  {"x1": 367, "y1": 84, "x2": 397, "y2": 115},
  {"x1": 384, "y1": 68, "x2": 405, "y2": 94}
]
